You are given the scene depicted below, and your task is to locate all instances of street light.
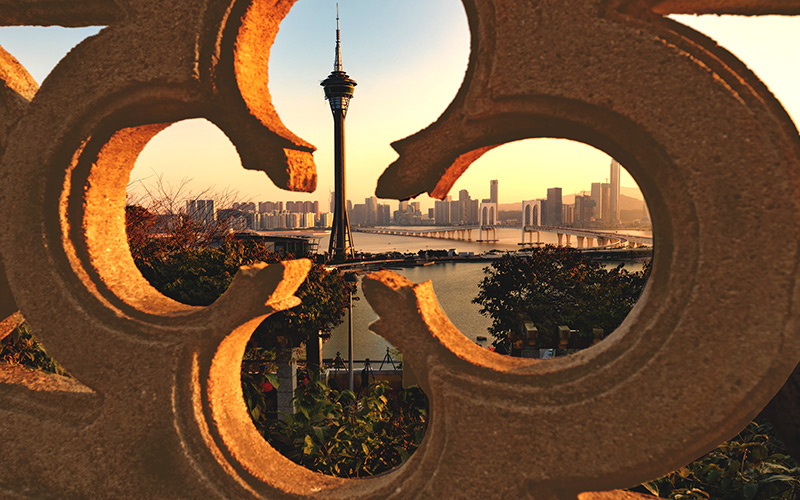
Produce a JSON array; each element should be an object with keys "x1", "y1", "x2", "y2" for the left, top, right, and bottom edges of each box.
[{"x1": 344, "y1": 272, "x2": 358, "y2": 391}]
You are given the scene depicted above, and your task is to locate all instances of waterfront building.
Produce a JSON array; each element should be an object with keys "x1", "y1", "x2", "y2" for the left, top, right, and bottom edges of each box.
[
  {"x1": 490, "y1": 179, "x2": 498, "y2": 205},
  {"x1": 601, "y1": 183, "x2": 611, "y2": 225}
]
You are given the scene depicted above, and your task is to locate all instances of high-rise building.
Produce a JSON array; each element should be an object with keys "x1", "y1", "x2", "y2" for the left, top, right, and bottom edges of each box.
[
  {"x1": 322, "y1": 11, "x2": 357, "y2": 259},
  {"x1": 350, "y1": 204, "x2": 366, "y2": 226},
  {"x1": 573, "y1": 195, "x2": 595, "y2": 227},
  {"x1": 365, "y1": 196, "x2": 378, "y2": 226},
  {"x1": 601, "y1": 183, "x2": 611, "y2": 224},
  {"x1": 186, "y1": 199, "x2": 215, "y2": 225},
  {"x1": 434, "y1": 196, "x2": 452, "y2": 225},
  {"x1": 610, "y1": 159, "x2": 621, "y2": 225},
  {"x1": 545, "y1": 187, "x2": 562, "y2": 226},
  {"x1": 562, "y1": 204, "x2": 574, "y2": 225},
  {"x1": 318, "y1": 212, "x2": 334, "y2": 228},
  {"x1": 377, "y1": 204, "x2": 391, "y2": 226},
  {"x1": 590, "y1": 183, "x2": 602, "y2": 221},
  {"x1": 490, "y1": 179, "x2": 498, "y2": 205}
]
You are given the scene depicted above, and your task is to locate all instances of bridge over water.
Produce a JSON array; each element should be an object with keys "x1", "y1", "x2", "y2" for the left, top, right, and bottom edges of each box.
[
  {"x1": 521, "y1": 226, "x2": 653, "y2": 248},
  {"x1": 355, "y1": 225, "x2": 652, "y2": 248},
  {"x1": 356, "y1": 226, "x2": 499, "y2": 242}
]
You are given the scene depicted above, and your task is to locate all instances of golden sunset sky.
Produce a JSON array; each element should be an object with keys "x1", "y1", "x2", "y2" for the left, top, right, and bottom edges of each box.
[{"x1": 1, "y1": 1, "x2": 798, "y2": 211}]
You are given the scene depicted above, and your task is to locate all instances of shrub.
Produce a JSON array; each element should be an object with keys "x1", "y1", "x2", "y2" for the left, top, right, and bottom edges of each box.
[
  {"x1": 262, "y1": 380, "x2": 428, "y2": 478},
  {"x1": 637, "y1": 422, "x2": 800, "y2": 499}
]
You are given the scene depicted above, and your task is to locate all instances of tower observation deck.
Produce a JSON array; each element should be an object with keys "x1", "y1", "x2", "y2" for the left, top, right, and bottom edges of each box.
[{"x1": 322, "y1": 7, "x2": 357, "y2": 260}]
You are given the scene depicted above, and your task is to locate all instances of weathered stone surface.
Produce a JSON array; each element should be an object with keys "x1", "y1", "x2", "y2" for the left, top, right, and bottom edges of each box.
[
  {"x1": 0, "y1": 311, "x2": 22, "y2": 342},
  {"x1": 0, "y1": 0, "x2": 120, "y2": 26},
  {"x1": 0, "y1": 0, "x2": 798, "y2": 499},
  {"x1": 0, "y1": 46, "x2": 35, "y2": 341},
  {"x1": 647, "y1": 0, "x2": 800, "y2": 15}
]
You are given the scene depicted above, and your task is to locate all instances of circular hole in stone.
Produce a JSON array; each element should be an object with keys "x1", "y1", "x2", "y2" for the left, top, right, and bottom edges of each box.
[
  {"x1": 347, "y1": 138, "x2": 653, "y2": 359},
  {"x1": 240, "y1": 269, "x2": 430, "y2": 478},
  {"x1": 124, "y1": 121, "x2": 431, "y2": 476},
  {"x1": 269, "y1": 0, "x2": 470, "y2": 206},
  {"x1": 124, "y1": 118, "x2": 316, "y2": 306}
]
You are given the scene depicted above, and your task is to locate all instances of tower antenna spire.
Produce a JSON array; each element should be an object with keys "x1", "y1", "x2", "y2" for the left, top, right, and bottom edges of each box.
[{"x1": 334, "y1": 3, "x2": 343, "y2": 72}]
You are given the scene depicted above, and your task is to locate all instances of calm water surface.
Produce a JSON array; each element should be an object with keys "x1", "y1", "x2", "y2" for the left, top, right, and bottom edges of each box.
[
  {"x1": 322, "y1": 261, "x2": 493, "y2": 364},
  {"x1": 305, "y1": 227, "x2": 651, "y2": 364}
]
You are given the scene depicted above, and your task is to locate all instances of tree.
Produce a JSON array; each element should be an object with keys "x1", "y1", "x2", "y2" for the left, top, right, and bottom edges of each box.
[
  {"x1": 472, "y1": 245, "x2": 649, "y2": 350},
  {"x1": 127, "y1": 205, "x2": 356, "y2": 337},
  {"x1": 126, "y1": 202, "x2": 356, "y2": 382}
]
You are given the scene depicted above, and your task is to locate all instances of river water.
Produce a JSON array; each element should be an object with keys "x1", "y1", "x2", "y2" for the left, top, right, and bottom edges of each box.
[
  {"x1": 268, "y1": 227, "x2": 652, "y2": 365},
  {"x1": 322, "y1": 261, "x2": 494, "y2": 364}
]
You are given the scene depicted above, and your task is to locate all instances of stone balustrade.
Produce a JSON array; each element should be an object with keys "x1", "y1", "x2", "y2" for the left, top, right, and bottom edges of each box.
[{"x1": 1, "y1": 1, "x2": 799, "y2": 498}]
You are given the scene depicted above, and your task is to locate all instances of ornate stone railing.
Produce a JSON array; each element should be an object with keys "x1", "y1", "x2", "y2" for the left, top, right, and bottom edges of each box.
[{"x1": 1, "y1": 0, "x2": 799, "y2": 498}]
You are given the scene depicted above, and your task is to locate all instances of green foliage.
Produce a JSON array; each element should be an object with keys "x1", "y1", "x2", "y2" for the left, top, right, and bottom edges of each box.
[
  {"x1": 263, "y1": 380, "x2": 428, "y2": 478},
  {"x1": 0, "y1": 321, "x2": 68, "y2": 376},
  {"x1": 472, "y1": 245, "x2": 648, "y2": 349},
  {"x1": 134, "y1": 239, "x2": 282, "y2": 306},
  {"x1": 242, "y1": 369, "x2": 280, "y2": 426},
  {"x1": 130, "y1": 227, "x2": 356, "y2": 345},
  {"x1": 639, "y1": 422, "x2": 800, "y2": 499},
  {"x1": 250, "y1": 264, "x2": 356, "y2": 345}
]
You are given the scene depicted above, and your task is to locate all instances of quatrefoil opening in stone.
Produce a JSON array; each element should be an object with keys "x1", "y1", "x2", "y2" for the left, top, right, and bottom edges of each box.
[{"x1": 0, "y1": 0, "x2": 799, "y2": 498}]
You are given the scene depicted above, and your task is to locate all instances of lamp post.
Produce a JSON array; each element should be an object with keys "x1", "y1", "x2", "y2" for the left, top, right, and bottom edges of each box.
[{"x1": 344, "y1": 272, "x2": 358, "y2": 391}]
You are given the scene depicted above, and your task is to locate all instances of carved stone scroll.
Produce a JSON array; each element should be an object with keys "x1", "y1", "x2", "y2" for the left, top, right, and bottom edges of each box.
[{"x1": 0, "y1": 0, "x2": 798, "y2": 498}]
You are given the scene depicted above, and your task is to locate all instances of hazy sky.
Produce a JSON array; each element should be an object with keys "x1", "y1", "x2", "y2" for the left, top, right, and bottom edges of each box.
[{"x1": 1, "y1": 3, "x2": 798, "y2": 211}]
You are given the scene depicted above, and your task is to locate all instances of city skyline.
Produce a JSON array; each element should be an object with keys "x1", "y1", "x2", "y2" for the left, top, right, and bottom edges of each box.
[
  {"x1": 1, "y1": 6, "x2": 797, "y2": 210},
  {"x1": 172, "y1": 165, "x2": 645, "y2": 232}
]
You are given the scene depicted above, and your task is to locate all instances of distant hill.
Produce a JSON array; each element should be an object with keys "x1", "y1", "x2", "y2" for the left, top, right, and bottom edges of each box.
[{"x1": 621, "y1": 186, "x2": 644, "y2": 200}]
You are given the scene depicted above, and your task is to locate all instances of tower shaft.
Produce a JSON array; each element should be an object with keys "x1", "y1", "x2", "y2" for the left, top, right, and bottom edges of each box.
[{"x1": 329, "y1": 109, "x2": 354, "y2": 258}]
